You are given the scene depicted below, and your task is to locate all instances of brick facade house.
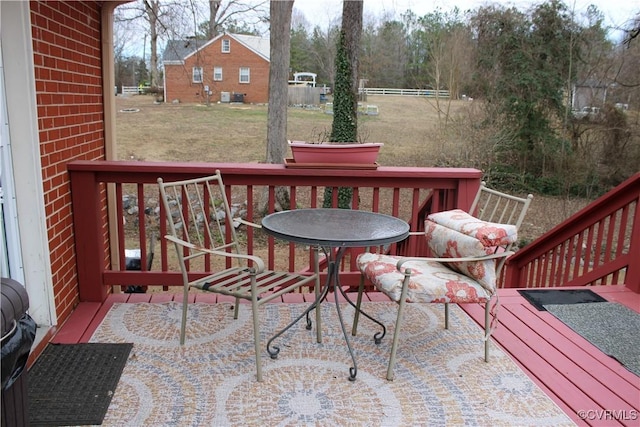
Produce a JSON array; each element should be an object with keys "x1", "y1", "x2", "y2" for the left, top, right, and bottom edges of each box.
[
  {"x1": 2, "y1": 0, "x2": 125, "y2": 356},
  {"x1": 162, "y1": 33, "x2": 270, "y2": 104}
]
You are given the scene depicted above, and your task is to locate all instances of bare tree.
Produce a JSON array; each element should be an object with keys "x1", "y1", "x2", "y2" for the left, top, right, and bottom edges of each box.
[
  {"x1": 623, "y1": 14, "x2": 640, "y2": 46},
  {"x1": 309, "y1": 25, "x2": 339, "y2": 87},
  {"x1": 209, "y1": 0, "x2": 222, "y2": 38},
  {"x1": 362, "y1": 20, "x2": 407, "y2": 88},
  {"x1": 115, "y1": 0, "x2": 184, "y2": 90},
  {"x1": 207, "y1": 0, "x2": 269, "y2": 38},
  {"x1": 144, "y1": 0, "x2": 160, "y2": 87}
]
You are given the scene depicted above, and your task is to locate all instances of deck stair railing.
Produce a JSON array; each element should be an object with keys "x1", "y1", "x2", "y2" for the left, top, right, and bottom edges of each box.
[{"x1": 503, "y1": 172, "x2": 640, "y2": 292}]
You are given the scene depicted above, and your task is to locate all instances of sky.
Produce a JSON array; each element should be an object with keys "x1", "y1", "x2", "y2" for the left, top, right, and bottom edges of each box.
[{"x1": 292, "y1": 0, "x2": 638, "y2": 39}]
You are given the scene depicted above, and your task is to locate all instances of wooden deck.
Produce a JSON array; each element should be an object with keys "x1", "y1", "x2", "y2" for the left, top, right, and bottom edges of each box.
[{"x1": 48, "y1": 285, "x2": 639, "y2": 426}]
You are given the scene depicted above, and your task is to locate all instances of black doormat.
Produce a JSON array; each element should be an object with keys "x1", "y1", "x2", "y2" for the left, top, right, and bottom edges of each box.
[
  {"x1": 518, "y1": 288, "x2": 607, "y2": 311},
  {"x1": 27, "y1": 343, "x2": 133, "y2": 426}
]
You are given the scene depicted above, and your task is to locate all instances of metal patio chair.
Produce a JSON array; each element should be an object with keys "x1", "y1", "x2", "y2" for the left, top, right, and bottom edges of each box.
[
  {"x1": 157, "y1": 171, "x2": 319, "y2": 382},
  {"x1": 354, "y1": 182, "x2": 533, "y2": 380}
]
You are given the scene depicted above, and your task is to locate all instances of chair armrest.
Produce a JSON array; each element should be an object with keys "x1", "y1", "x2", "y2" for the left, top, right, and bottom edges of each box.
[
  {"x1": 234, "y1": 217, "x2": 262, "y2": 229},
  {"x1": 396, "y1": 251, "x2": 514, "y2": 273},
  {"x1": 361, "y1": 231, "x2": 421, "y2": 252},
  {"x1": 164, "y1": 235, "x2": 266, "y2": 272}
]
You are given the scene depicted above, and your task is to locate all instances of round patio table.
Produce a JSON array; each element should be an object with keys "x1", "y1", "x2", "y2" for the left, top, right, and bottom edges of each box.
[{"x1": 261, "y1": 208, "x2": 409, "y2": 381}]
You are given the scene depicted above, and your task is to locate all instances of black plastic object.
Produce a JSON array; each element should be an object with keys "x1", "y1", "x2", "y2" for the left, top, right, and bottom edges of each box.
[
  {"x1": 1, "y1": 278, "x2": 36, "y2": 390},
  {"x1": 2, "y1": 277, "x2": 36, "y2": 427},
  {"x1": 124, "y1": 233, "x2": 155, "y2": 293}
]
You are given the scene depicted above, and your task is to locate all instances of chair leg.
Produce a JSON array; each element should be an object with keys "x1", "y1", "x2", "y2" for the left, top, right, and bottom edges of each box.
[
  {"x1": 387, "y1": 297, "x2": 407, "y2": 381},
  {"x1": 180, "y1": 283, "x2": 189, "y2": 345},
  {"x1": 252, "y1": 296, "x2": 263, "y2": 382},
  {"x1": 444, "y1": 303, "x2": 449, "y2": 329},
  {"x1": 387, "y1": 270, "x2": 411, "y2": 381},
  {"x1": 233, "y1": 297, "x2": 240, "y2": 319},
  {"x1": 484, "y1": 302, "x2": 490, "y2": 362},
  {"x1": 351, "y1": 273, "x2": 366, "y2": 336}
]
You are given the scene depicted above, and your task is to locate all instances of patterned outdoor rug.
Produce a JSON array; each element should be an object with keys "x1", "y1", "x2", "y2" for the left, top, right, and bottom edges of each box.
[{"x1": 91, "y1": 301, "x2": 575, "y2": 426}]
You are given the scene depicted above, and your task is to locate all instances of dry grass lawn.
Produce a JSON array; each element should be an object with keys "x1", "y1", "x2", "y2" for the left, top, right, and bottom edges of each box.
[
  {"x1": 115, "y1": 94, "x2": 590, "y2": 242},
  {"x1": 115, "y1": 94, "x2": 469, "y2": 165}
]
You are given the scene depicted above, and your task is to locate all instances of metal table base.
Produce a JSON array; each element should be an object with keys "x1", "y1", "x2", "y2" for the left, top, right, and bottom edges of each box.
[
  {"x1": 266, "y1": 246, "x2": 386, "y2": 381},
  {"x1": 261, "y1": 208, "x2": 410, "y2": 381}
]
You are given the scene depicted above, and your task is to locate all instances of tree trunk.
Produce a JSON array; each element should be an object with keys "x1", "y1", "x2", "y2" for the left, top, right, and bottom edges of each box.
[
  {"x1": 330, "y1": 1, "x2": 362, "y2": 144},
  {"x1": 144, "y1": 0, "x2": 160, "y2": 88},
  {"x1": 209, "y1": 0, "x2": 222, "y2": 38},
  {"x1": 266, "y1": 0, "x2": 293, "y2": 165},
  {"x1": 263, "y1": 0, "x2": 294, "y2": 213},
  {"x1": 342, "y1": 0, "x2": 363, "y2": 114},
  {"x1": 324, "y1": 0, "x2": 362, "y2": 208}
]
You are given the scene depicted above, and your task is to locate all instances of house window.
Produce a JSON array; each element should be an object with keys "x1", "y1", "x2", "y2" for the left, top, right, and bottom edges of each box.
[
  {"x1": 239, "y1": 67, "x2": 250, "y2": 84},
  {"x1": 192, "y1": 67, "x2": 203, "y2": 83},
  {"x1": 222, "y1": 39, "x2": 230, "y2": 53},
  {"x1": 213, "y1": 67, "x2": 223, "y2": 81}
]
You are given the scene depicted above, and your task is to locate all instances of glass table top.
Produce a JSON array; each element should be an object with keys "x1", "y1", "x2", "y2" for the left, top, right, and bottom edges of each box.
[{"x1": 261, "y1": 208, "x2": 410, "y2": 247}]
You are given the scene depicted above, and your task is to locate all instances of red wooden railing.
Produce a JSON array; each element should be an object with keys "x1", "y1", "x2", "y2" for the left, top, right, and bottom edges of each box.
[
  {"x1": 68, "y1": 162, "x2": 640, "y2": 302},
  {"x1": 68, "y1": 161, "x2": 483, "y2": 302},
  {"x1": 503, "y1": 172, "x2": 640, "y2": 292}
]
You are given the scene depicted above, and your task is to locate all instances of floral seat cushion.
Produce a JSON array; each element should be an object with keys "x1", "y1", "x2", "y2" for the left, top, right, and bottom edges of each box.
[
  {"x1": 423, "y1": 219, "x2": 498, "y2": 292},
  {"x1": 356, "y1": 252, "x2": 492, "y2": 303},
  {"x1": 427, "y1": 209, "x2": 517, "y2": 247},
  {"x1": 357, "y1": 209, "x2": 517, "y2": 303}
]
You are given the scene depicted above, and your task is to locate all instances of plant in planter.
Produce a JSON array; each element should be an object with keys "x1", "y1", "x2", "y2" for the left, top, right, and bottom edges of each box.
[{"x1": 288, "y1": 2, "x2": 378, "y2": 173}]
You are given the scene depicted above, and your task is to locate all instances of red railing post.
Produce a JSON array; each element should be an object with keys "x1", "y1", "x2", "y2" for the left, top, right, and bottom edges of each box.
[
  {"x1": 456, "y1": 178, "x2": 482, "y2": 212},
  {"x1": 69, "y1": 169, "x2": 108, "y2": 302},
  {"x1": 502, "y1": 259, "x2": 522, "y2": 288},
  {"x1": 626, "y1": 193, "x2": 640, "y2": 292}
]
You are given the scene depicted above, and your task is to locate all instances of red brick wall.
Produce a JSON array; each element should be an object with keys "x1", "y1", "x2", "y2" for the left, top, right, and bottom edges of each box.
[
  {"x1": 30, "y1": 1, "x2": 107, "y2": 323},
  {"x1": 165, "y1": 36, "x2": 269, "y2": 104}
]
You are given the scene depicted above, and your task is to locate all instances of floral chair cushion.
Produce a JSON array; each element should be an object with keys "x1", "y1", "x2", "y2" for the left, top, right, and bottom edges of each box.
[
  {"x1": 427, "y1": 209, "x2": 518, "y2": 247},
  {"x1": 424, "y1": 219, "x2": 498, "y2": 292},
  {"x1": 356, "y1": 252, "x2": 492, "y2": 303}
]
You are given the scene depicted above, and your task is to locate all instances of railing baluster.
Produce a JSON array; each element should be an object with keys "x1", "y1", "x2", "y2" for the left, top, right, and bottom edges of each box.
[
  {"x1": 616, "y1": 204, "x2": 630, "y2": 258},
  {"x1": 115, "y1": 183, "x2": 125, "y2": 272},
  {"x1": 604, "y1": 211, "x2": 617, "y2": 264},
  {"x1": 245, "y1": 184, "x2": 255, "y2": 257},
  {"x1": 594, "y1": 218, "x2": 606, "y2": 269}
]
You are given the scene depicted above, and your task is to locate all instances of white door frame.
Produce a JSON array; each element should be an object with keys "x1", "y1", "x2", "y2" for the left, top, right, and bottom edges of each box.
[
  {"x1": 1, "y1": 1, "x2": 56, "y2": 327},
  {"x1": 1, "y1": 44, "x2": 25, "y2": 285}
]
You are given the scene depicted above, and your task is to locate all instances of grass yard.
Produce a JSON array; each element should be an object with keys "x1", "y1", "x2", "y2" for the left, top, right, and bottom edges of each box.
[
  {"x1": 115, "y1": 94, "x2": 464, "y2": 166},
  {"x1": 115, "y1": 94, "x2": 590, "y2": 243}
]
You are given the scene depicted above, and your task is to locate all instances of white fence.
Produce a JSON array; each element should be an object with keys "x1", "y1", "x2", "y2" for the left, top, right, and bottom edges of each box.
[
  {"x1": 121, "y1": 86, "x2": 141, "y2": 95},
  {"x1": 360, "y1": 88, "x2": 450, "y2": 98}
]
